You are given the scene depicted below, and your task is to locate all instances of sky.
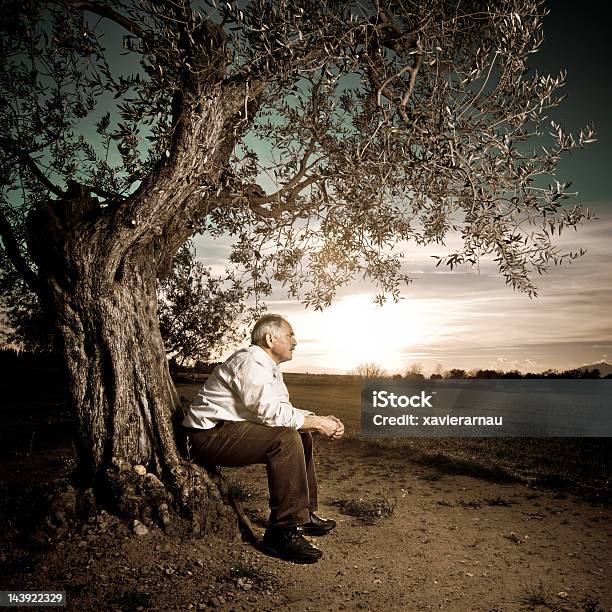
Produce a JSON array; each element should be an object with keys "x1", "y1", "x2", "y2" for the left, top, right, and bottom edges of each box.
[{"x1": 194, "y1": 0, "x2": 612, "y2": 375}]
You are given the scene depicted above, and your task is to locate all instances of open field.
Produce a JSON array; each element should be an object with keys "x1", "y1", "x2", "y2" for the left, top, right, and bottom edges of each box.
[
  {"x1": 283, "y1": 373, "x2": 611, "y2": 502},
  {"x1": 0, "y1": 371, "x2": 610, "y2": 611}
]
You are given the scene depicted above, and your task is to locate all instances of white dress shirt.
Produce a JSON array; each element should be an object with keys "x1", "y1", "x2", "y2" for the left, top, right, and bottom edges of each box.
[{"x1": 182, "y1": 344, "x2": 314, "y2": 430}]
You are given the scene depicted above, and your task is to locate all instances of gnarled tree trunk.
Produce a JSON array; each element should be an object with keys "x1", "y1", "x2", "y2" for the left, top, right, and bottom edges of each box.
[{"x1": 23, "y1": 86, "x2": 250, "y2": 536}]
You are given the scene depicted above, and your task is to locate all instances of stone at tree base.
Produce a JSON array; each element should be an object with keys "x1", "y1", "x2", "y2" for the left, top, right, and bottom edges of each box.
[
  {"x1": 133, "y1": 520, "x2": 149, "y2": 536},
  {"x1": 237, "y1": 577, "x2": 252, "y2": 591},
  {"x1": 133, "y1": 465, "x2": 147, "y2": 476}
]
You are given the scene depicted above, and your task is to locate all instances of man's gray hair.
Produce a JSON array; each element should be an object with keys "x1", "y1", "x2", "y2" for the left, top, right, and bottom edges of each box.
[{"x1": 251, "y1": 314, "x2": 289, "y2": 347}]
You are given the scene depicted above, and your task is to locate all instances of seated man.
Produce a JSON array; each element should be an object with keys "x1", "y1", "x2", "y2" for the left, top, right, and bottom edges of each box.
[{"x1": 182, "y1": 314, "x2": 344, "y2": 564}]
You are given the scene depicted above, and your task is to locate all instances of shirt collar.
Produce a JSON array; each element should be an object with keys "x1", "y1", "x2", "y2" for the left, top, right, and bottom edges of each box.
[{"x1": 249, "y1": 344, "x2": 279, "y2": 371}]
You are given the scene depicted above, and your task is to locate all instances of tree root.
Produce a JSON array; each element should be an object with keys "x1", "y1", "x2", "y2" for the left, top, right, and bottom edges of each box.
[{"x1": 36, "y1": 459, "x2": 258, "y2": 545}]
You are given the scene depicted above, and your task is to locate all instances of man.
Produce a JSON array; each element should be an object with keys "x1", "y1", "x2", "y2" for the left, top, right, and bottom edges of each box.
[{"x1": 182, "y1": 314, "x2": 345, "y2": 564}]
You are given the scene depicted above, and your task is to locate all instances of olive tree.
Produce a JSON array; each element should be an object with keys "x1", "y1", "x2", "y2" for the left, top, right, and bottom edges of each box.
[{"x1": 0, "y1": 0, "x2": 593, "y2": 531}]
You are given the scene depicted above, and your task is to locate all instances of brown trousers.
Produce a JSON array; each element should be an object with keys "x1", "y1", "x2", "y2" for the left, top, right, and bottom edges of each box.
[{"x1": 184, "y1": 421, "x2": 318, "y2": 528}]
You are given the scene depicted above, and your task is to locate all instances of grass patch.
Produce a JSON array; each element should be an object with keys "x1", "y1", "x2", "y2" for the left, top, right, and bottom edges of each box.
[
  {"x1": 224, "y1": 560, "x2": 277, "y2": 591},
  {"x1": 329, "y1": 496, "x2": 395, "y2": 524},
  {"x1": 230, "y1": 560, "x2": 267, "y2": 581},
  {"x1": 580, "y1": 594, "x2": 605, "y2": 612},
  {"x1": 226, "y1": 478, "x2": 257, "y2": 502},
  {"x1": 516, "y1": 581, "x2": 554, "y2": 608}
]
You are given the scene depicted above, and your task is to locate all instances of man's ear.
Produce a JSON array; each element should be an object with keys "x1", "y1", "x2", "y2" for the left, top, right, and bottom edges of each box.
[{"x1": 264, "y1": 332, "x2": 275, "y2": 348}]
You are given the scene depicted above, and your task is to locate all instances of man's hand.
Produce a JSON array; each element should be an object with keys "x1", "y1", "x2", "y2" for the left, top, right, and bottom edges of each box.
[
  {"x1": 327, "y1": 415, "x2": 344, "y2": 440},
  {"x1": 301, "y1": 415, "x2": 345, "y2": 439}
]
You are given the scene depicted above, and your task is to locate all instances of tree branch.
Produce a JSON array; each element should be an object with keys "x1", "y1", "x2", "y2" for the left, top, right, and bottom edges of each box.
[
  {"x1": 225, "y1": 141, "x2": 324, "y2": 219},
  {"x1": 0, "y1": 138, "x2": 65, "y2": 198},
  {"x1": 24, "y1": 157, "x2": 64, "y2": 198},
  {"x1": 377, "y1": 64, "x2": 412, "y2": 106},
  {"x1": 248, "y1": 174, "x2": 321, "y2": 219},
  {"x1": 0, "y1": 206, "x2": 41, "y2": 295},
  {"x1": 400, "y1": 54, "x2": 422, "y2": 109},
  {"x1": 249, "y1": 140, "x2": 317, "y2": 207},
  {"x1": 66, "y1": 1, "x2": 151, "y2": 42},
  {"x1": 371, "y1": 0, "x2": 420, "y2": 53}
]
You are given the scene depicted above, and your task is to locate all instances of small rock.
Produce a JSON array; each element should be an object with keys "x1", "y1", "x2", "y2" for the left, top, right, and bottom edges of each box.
[
  {"x1": 133, "y1": 520, "x2": 149, "y2": 536},
  {"x1": 558, "y1": 591, "x2": 569, "y2": 598},
  {"x1": 133, "y1": 465, "x2": 147, "y2": 476},
  {"x1": 195, "y1": 559, "x2": 205, "y2": 567},
  {"x1": 144, "y1": 473, "x2": 163, "y2": 487},
  {"x1": 237, "y1": 577, "x2": 252, "y2": 591}
]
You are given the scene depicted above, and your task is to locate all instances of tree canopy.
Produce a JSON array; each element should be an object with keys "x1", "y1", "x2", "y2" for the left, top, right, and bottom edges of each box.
[{"x1": 0, "y1": 0, "x2": 595, "y2": 324}]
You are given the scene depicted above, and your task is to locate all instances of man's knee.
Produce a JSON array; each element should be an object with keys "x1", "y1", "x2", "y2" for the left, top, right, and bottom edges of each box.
[
  {"x1": 275, "y1": 427, "x2": 302, "y2": 444},
  {"x1": 275, "y1": 426, "x2": 303, "y2": 448}
]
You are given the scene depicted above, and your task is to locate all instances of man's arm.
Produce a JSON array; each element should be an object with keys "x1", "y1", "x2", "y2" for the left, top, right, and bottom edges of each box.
[{"x1": 232, "y1": 359, "x2": 307, "y2": 429}]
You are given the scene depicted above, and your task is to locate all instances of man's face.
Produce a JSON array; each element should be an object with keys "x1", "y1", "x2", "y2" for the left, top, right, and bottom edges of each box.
[{"x1": 269, "y1": 321, "x2": 297, "y2": 364}]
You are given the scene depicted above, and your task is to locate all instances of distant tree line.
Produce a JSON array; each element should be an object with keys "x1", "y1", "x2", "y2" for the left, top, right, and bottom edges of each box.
[
  {"x1": 2, "y1": 348, "x2": 609, "y2": 380},
  {"x1": 348, "y1": 362, "x2": 611, "y2": 379},
  {"x1": 441, "y1": 367, "x2": 608, "y2": 379}
]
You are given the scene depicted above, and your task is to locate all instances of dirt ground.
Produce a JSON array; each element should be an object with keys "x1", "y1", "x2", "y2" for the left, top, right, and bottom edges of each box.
[{"x1": 1, "y1": 378, "x2": 610, "y2": 611}]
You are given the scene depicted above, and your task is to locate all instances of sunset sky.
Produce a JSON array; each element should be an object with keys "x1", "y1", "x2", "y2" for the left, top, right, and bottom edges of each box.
[{"x1": 195, "y1": 1, "x2": 612, "y2": 375}]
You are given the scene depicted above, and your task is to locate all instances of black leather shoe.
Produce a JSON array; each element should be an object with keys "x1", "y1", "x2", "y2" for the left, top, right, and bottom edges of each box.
[
  {"x1": 299, "y1": 512, "x2": 337, "y2": 536},
  {"x1": 261, "y1": 526, "x2": 323, "y2": 563}
]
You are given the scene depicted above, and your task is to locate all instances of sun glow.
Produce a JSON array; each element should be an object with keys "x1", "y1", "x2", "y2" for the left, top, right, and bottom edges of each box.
[{"x1": 294, "y1": 293, "x2": 439, "y2": 373}]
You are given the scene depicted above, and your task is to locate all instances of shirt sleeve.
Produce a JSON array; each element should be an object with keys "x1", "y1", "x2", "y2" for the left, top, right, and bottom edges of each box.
[
  {"x1": 231, "y1": 359, "x2": 306, "y2": 429},
  {"x1": 293, "y1": 407, "x2": 316, "y2": 418}
]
